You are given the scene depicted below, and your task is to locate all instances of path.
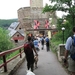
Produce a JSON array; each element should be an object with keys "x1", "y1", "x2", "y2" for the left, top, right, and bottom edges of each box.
[{"x1": 14, "y1": 43, "x2": 69, "y2": 75}]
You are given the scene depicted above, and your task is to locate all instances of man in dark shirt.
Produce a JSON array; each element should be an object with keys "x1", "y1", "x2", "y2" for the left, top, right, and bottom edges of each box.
[{"x1": 24, "y1": 36, "x2": 38, "y2": 72}]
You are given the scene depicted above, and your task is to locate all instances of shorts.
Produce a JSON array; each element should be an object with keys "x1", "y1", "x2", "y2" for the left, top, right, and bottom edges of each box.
[{"x1": 68, "y1": 57, "x2": 75, "y2": 72}]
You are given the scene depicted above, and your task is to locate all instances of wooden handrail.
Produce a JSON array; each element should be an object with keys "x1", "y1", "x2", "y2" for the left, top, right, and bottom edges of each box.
[
  {"x1": 0, "y1": 45, "x2": 24, "y2": 56},
  {"x1": 0, "y1": 45, "x2": 24, "y2": 72}
]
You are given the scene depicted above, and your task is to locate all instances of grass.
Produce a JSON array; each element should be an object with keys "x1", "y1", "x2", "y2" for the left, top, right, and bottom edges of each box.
[
  {"x1": 6, "y1": 50, "x2": 19, "y2": 60},
  {"x1": 0, "y1": 49, "x2": 23, "y2": 65}
]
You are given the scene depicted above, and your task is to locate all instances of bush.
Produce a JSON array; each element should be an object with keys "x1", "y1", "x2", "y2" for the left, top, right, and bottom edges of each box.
[{"x1": 0, "y1": 27, "x2": 14, "y2": 52}]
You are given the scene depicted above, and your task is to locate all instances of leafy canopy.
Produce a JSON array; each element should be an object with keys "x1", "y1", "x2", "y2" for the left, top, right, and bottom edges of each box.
[
  {"x1": 43, "y1": 0, "x2": 75, "y2": 16},
  {"x1": 43, "y1": 0, "x2": 75, "y2": 42},
  {"x1": 0, "y1": 27, "x2": 14, "y2": 52}
]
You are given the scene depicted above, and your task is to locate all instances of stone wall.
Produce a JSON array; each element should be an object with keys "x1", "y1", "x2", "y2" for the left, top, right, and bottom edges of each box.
[
  {"x1": 17, "y1": 6, "x2": 57, "y2": 36},
  {"x1": 51, "y1": 43, "x2": 65, "y2": 62},
  {"x1": 17, "y1": 7, "x2": 50, "y2": 30},
  {"x1": 30, "y1": 0, "x2": 43, "y2": 8},
  {"x1": 18, "y1": 7, "x2": 31, "y2": 21}
]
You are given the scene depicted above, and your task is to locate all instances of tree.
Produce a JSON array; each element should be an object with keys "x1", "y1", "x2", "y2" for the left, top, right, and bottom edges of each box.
[
  {"x1": 43, "y1": 0, "x2": 75, "y2": 26},
  {"x1": 43, "y1": 0, "x2": 75, "y2": 41},
  {"x1": 0, "y1": 27, "x2": 14, "y2": 52},
  {"x1": 0, "y1": 19, "x2": 18, "y2": 29}
]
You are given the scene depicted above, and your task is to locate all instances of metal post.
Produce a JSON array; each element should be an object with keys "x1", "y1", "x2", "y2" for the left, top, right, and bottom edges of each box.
[
  {"x1": 19, "y1": 49, "x2": 22, "y2": 58},
  {"x1": 63, "y1": 30, "x2": 64, "y2": 44},
  {"x1": 61, "y1": 27, "x2": 65, "y2": 44}
]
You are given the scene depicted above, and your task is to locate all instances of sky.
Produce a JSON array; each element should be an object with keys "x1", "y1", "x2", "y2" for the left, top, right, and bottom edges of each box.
[{"x1": 0, "y1": 0, "x2": 64, "y2": 19}]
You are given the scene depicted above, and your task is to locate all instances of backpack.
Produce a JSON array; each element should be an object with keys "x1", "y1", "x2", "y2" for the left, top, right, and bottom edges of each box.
[
  {"x1": 24, "y1": 43, "x2": 33, "y2": 55},
  {"x1": 46, "y1": 38, "x2": 49, "y2": 42},
  {"x1": 70, "y1": 36, "x2": 75, "y2": 61}
]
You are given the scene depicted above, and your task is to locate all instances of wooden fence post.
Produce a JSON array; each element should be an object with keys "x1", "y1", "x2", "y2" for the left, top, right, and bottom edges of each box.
[
  {"x1": 3, "y1": 55, "x2": 7, "y2": 72},
  {"x1": 19, "y1": 49, "x2": 22, "y2": 58}
]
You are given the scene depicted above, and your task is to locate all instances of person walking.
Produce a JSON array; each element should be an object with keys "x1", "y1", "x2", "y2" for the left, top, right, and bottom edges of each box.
[
  {"x1": 33, "y1": 37, "x2": 39, "y2": 52},
  {"x1": 45, "y1": 35, "x2": 50, "y2": 51},
  {"x1": 24, "y1": 36, "x2": 38, "y2": 72},
  {"x1": 40, "y1": 36, "x2": 44, "y2": 50},
  {"x1": 64, "y1": 26, "x2": 75, "y2": 75}
]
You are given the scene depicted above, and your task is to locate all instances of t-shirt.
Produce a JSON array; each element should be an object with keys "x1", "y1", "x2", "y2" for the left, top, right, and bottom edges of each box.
[
  {"x1": 24, "y1": 42, "x2": 34, "y2": 56},
  {"x1": 33, "y1": 40, "x2": 39, "y2": 48},
  {"x1": 65, "y1": 37, "x2": 72, "y2": 51}
]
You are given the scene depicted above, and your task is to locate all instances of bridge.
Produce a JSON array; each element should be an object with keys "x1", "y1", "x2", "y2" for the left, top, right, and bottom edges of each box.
[{"x1": 0, "y1": 43, "x2": 69, "y2": 75}]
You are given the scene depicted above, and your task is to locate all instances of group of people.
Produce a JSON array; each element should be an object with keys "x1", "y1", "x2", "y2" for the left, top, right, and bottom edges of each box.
[
  {"x1": 24, "y1": 34, "x2": 50, "y2": 72},
  {"x1": 40, "y1": 35, "x2": 50, "y2": 51},
  {"x1": 23, "y1": 26, "x2": 75, "y2": 75}
]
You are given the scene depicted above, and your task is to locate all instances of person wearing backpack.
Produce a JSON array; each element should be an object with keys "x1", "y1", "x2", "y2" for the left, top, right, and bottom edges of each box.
[
  {"x1": 24, "y1": 36, "x2": 38, "y2": 72},
  {"x1": 45, "y1": 35, "x2": 50, "y2": 51},
  {"x1": 64, "y1": 27, "x2": 75, "y2": 75}
]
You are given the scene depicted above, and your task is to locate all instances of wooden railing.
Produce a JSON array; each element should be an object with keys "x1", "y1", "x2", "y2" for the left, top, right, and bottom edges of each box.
[{"x1": 0, "y1": 45, "x2": 24, "y2": 72}]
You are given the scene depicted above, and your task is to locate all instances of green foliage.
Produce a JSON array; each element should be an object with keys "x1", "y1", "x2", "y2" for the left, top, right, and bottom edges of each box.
[
  {"x1": 43, "y1": 0, "x2": 75, "y2": 13},
  {"x1": 0, "y1": 50, "x2": 19, "y2": 64},
  {"x1": 43, "y1": 0, "x2": 75, "y2": 21},
  {"x1": 0, "y1": 27, "x2": 14, "y2": 52},
  {"x1": 52, "y1": 31, "x2": 62, "y2": 41},
  {"x1": 6, "y1": 50, "x2": 19, "y2": 60},
  {"x1": 57, "y1": 18, "x2": 73, "y2": 40},
  {"x1": 0, "y1": 19, "x2": 18, "y2": 29},
  {"x1": 43, "y1": 0, "x2": 75, "y2": 43},
  {"x1": 43, "y1": 4, "x2": 57, "y2": 13},
  {"x1": 51, "y1": 17, "x2": 73, "y2": 44}
]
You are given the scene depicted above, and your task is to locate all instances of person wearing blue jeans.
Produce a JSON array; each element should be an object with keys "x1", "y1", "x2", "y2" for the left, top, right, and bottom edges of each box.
[{"x1": 45, "y1": 35, "x2": 50, "y2": 51}]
